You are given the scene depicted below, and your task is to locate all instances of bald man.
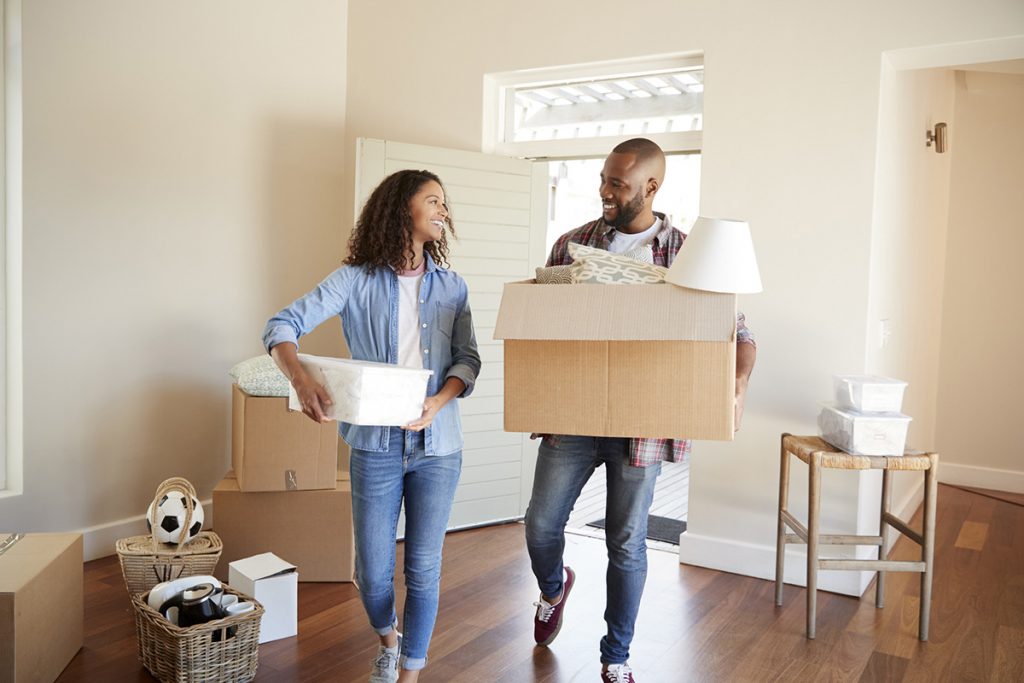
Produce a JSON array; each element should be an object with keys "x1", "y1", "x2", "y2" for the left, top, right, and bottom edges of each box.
[{"x1": 524, "y1": 138, "x2": 757, "y2": 683}]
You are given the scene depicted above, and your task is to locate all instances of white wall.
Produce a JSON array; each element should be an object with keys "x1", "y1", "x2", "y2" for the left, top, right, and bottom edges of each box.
[
  {"x1": 935, "y1": 70, "x2": 1024, "y2": 492},
  {"x1": 861, "y1": 65, "x2": 956, "y2": 551},
  {"x1": 345, "y1": 0, "x2": 1024, "y2": 594},
  {"x1": 0, "y1": 1, "x2": 348, "y2": 558}
]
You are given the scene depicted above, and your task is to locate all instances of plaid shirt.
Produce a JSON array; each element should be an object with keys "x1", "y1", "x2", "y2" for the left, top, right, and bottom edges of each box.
[{"x1": 542, "y1": 213, "x2": 756, "y2": 467}]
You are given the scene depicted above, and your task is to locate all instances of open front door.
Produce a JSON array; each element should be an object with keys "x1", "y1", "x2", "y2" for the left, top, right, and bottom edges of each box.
[{"x1": 355, "y1": 138, "x2": 548, "y2": 532}]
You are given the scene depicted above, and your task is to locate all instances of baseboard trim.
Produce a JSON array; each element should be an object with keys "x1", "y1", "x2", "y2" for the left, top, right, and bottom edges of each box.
[
  {"x1": 79, "y1": 498, "x2": 213, "y2": 562},
  {"x1": 678, "y1": 477, "x2": 925, "y2": 598},
  {"x1": 938, "y1": 462, "x2": 1024, "y2": 494}
]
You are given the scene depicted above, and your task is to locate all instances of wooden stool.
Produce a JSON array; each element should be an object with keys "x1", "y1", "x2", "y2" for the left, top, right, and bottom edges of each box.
[{"x1": 774, "y1": 433, "x2": 939, "y2": 640}]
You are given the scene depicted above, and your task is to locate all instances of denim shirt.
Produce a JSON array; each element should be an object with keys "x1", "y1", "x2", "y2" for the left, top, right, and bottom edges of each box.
[{"x1": 262, "y1": 252, "x2": 481, "y2": 456}]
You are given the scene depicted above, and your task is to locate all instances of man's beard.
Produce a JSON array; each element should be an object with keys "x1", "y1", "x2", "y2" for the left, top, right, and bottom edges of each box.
[{"x1": 606, "y1": 189, "x2": 645, "y2": 228}]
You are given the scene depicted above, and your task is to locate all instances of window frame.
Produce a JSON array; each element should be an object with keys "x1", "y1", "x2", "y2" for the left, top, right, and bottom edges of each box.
[{"x1": 483, "y1": 52, "x2": 704, "y2": 159}]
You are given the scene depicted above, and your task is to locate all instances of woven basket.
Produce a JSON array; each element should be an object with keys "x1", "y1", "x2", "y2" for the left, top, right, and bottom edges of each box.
[
  {"x1": 132, "y1": 585, "x2": 264, "y2": 683},
  {"x1": 117, "y1": 477, "x2": 223, "y2": 595}
]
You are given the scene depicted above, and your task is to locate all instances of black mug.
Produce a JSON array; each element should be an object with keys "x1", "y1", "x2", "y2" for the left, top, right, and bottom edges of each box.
[{"x1": 159, "y1": 583, "x2": 224, "y2": 627}]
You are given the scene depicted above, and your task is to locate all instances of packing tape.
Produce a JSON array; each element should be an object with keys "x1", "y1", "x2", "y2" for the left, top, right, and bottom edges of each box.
[
  {"x1": 0, "y1": 533, "x2": 24, "y2": 557},
  {"x1": 285, "y1": 470, "x2": 298, "y2": 491}
]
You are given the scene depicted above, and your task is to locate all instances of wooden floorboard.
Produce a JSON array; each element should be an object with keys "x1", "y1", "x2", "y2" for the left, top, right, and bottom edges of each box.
[{"x1": 55, "y1": 483, "x2": 1023, "y2": 682}]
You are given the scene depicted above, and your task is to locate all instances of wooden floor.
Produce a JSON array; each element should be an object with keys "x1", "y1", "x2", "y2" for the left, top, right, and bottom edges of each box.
[{"x1": 59, "y1": 483, "x2": 1023, "y2": 682}]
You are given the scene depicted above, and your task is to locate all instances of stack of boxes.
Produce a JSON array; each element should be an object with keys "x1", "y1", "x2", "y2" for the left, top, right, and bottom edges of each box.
[
  {"x1": 818, "y1": 375, "x2": 912, "y2": 455},
  {"x1": 213, "y1": 384, "x2": 355, "y2": 583}
]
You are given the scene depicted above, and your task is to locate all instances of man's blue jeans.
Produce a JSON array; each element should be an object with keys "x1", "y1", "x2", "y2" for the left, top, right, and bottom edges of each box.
[
  {"x1": 524, "y1": 435, "x2": 661, "y2": 665},
  {"x1": 350, "y1": 428, "x2": 462, "y2": 671}
]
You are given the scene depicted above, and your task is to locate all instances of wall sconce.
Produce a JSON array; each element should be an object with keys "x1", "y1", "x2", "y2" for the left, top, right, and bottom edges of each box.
[{"x1": 926, "y1": 122, "x2": 948, "y2": 153}]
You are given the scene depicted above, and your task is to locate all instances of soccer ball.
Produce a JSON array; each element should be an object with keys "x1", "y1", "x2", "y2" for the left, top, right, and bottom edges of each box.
[{"x1": 147, "y1": 492, "x2": 204, "y2": 545}]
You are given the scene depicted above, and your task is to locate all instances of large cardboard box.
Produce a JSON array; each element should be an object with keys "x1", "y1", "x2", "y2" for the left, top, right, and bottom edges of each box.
[
  {"x1": 0, "y1": 533, "x2": 83, "y2": 683},
  {"x1": 212, "y1": 471, "x2": 354, "y2": 582},
  {"x1": 494, "y1": 281, "x2": 737, "y2": 440},
  {"x1": 229, "y1": 553, "x2": 297, "y2": 644},
  {"x1": 232, "y1": 383, "x2": 339, "y2": 492}
]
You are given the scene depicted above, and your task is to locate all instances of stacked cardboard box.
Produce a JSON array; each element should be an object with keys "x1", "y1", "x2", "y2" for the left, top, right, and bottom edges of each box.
[{"x1": 213, "y1": 385, "x2": 354, "y2": 583}]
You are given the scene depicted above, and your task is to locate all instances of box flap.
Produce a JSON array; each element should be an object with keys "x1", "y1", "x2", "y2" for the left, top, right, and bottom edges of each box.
[
  {"x1": 0, "y1": 533, "x2": 82, "y2": 594},
  {"x1": 493, "y1": 280, "x2": 736, "y2": 342},
  {"x1": 229, "y1": 552, "x2": 297, "y2": 580}
]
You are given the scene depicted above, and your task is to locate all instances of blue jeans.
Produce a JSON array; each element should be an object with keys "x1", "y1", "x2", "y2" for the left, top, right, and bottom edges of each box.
[
  {"x1": 524, "y1": 436, "x2": 661, "y2": 665},
  {"x1": 350, "y1": 428, "x2": 462, "y2": 671}
]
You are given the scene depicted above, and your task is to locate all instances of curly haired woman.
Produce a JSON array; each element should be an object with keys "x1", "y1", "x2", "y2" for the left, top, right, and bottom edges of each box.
[{"x1": 263, "y1": 169, "x2": 481, "y2": 682}]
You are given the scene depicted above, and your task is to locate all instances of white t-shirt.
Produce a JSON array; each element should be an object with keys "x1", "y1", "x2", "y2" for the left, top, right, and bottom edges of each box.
[
  {"x1": 396, "y1": 267, "x2": 425, "y2": 369},
  {"x1": 607, "y1": 216, "x2": 663, "y2": 255}
]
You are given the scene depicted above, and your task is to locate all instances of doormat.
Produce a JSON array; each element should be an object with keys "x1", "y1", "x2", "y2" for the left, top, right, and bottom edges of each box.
[{"x1": 586, "y1": 515, "x2": 687, "y2": 545}]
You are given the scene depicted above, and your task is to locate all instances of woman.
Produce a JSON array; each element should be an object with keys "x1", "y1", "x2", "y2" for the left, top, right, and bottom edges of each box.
[{"x1": 262, "y1": 169, "x2": 480, "y2": 682}]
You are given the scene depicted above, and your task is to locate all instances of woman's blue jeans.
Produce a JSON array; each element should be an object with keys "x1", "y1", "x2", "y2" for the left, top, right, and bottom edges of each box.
[{"x1": 350, "y1": 428, "x2": 462, "y2": 671}]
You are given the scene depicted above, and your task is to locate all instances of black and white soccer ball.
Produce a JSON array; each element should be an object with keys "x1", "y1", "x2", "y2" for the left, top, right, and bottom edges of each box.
[{"x1": 146, "y1": 492, "x2": 204, "y2": 544}]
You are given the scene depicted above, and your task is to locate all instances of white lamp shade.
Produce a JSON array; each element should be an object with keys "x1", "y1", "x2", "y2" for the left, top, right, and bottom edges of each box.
[{"x1": 665, "y1": 217, "x2": 763, "y2": 293}]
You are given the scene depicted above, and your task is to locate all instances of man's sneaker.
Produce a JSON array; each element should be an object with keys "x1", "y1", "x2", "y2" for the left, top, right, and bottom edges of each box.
[
  {"x1": 369, "y1": 633, "x2": 401, "y2": 683},
  {"x1": 533, "y1": 565, "x2": 576, "y2": 646},
  {"x1": 601, "y1": 663, "x2": 635, "y2": 682}
]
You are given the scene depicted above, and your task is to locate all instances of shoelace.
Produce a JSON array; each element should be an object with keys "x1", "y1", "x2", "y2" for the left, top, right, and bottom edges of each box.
[
  {"x1": 603, "y1": 663, "x2": 634, "y2": 682},
  {"x1": 372, "y1": 647, "x2": 399, "y2": 674},
  {"x1": 533, "y1": 599, "x2": 557, "y2": 623}
]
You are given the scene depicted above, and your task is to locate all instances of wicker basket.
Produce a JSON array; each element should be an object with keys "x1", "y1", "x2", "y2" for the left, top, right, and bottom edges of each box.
[
  {"x1": 132, "y1": 585, "x2": 264, "y2": 683},
  {"x1": 117, "y1": 477, "x2": 223, "y2": 595}
]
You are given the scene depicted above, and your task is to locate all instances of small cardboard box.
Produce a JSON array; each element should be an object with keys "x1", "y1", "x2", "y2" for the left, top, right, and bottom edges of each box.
[
  {"x1": 213, "y1": 471, "x2": 354, "y2": 582},
  {"x1": 289, "y1": 354, "x2": 433, "y2": 426},
  {"x1": 494, "y1": 281, "x2": 737, "y2": 440},
  {"x1": 228, "y1": 552, "x2": 297, "y2": 644},
  {"x1": 232, "y1": 383, "x2": 339, "y2": 492},
  {"x1": 0, "y1": 533, "x2": 83, "y2": 683}
]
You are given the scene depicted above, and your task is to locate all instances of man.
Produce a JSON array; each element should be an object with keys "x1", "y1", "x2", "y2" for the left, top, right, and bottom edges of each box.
[{"x1": 524, "y1": 138, "x2": 757, "y2": 683}]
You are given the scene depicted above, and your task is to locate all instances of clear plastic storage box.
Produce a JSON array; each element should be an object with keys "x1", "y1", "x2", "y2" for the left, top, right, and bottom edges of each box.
[
  {"x1": 833, "y1": 375, "x2": 907, "y2": 413},
  {"x1": 818, "y1": 404, "x2": 912, "y2": 456}
]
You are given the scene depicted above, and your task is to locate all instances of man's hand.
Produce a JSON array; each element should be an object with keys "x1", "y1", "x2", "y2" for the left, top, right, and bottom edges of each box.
[
  {"x1": 404, "y1": 394, "x2": 443, "y2": 432},
  {"x1": 292, "y1": 373, "x2": 334, "y2": 423},
  {"x1": 734, "y1": 376, "x2": 748, "y2": 432}
]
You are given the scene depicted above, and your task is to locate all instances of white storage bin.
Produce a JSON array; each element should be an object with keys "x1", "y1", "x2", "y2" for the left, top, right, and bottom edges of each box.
[
  {"x1": 289, "y1": 354, "x2": 433, "y2": 426},
  {"x1": 818, "y1": 404, "x2": 912, "y2": 456},
  {"x1": 833, "y1": 375, "x2": 907, "y2": 413}
]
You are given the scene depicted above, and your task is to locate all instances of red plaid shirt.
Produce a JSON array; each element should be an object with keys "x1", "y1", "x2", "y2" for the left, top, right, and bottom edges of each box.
[{"x1": 542, "y1": 213, "x2": 756, "y2": 467}]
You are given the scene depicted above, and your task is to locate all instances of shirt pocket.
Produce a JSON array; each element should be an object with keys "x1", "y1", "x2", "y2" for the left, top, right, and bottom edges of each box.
[{"x1": 434, "y1": 301, "x2": 457, "y2": 341}]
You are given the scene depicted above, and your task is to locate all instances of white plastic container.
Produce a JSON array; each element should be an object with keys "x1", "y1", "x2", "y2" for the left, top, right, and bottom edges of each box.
[
  {"x1": 833, "y1": 375, "x2": 908, "y2": 413},
  {"x1": 818, "y1": 404, "x2": 912, "y2": 456},
  {"x1": 288, "y1": 354, "x2": 433, "y2": 426}
]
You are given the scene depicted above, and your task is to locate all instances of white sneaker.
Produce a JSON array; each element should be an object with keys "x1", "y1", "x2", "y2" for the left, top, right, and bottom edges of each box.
[
  {"x1": 369, "y1": 633, "x2": 402, "y2": 683},
  {"x1": 601, "y1": 662, "x2": 635, "y2": 683}
]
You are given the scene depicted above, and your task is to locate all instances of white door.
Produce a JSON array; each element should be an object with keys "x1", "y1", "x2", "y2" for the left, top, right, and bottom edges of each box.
[{"x1": 355, "y1": 138, "x2": 548, "y2": 532}]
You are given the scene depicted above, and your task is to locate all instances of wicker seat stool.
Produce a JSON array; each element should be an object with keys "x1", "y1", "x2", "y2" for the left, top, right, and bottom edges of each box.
[{"x1": 774, "y1": 433, "x2": 939, "y2": 640}]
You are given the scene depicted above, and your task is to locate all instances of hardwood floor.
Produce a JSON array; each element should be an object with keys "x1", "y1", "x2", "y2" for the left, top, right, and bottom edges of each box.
[{"x1": 58, "y1": 483, "x2": 1023, "y2": 682}]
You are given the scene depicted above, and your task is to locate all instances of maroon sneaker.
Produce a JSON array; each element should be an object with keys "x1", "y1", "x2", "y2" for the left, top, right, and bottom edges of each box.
[
  {"x1": 533, "y1": 566, "x2": 575, "y2": 646},
  {"x1": 601, "y1": 663, "x2": 635, "y2": 682}
]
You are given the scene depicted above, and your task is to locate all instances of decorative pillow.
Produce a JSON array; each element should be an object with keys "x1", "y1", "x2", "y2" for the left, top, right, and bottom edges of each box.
[
  {"x1": 535, "y1": 265, "x2": 574, "y2": 284},
  {"x1": 567, "y1": 242, "x2": 668, "y2": 285},
  {"x1": 229, "y1": 355, "x2": 291, "y2": 397}
]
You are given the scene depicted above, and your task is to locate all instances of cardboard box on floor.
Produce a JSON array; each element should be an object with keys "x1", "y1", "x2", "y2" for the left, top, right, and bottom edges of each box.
[
  {"x1": 494, "y1": 281, "x2": 737, "y2": 440},
  {"x1": 232, "y1": 383, "x2": 339, "y2": 492},
  {"x1": 0, "y1": 533, "x2": 83, "y2": 683},
  {"x1": 212, "y1": 471, "x2": 354, "y2": 582}
]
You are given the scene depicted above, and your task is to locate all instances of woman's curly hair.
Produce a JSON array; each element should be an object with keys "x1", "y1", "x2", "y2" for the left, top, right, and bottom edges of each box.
[{"x1": 345, "y1": 169, "x2": 455, "y2": 273}]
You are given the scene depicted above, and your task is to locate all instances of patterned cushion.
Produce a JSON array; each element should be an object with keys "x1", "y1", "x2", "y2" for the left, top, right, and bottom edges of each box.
[
  {"x1": 229, "y1": 355, "x2": 291, "y2": 397},
  {"x1": 535, "y1": 265, "x2": 574, "y2": 284},
  {"x1": 567, "y1": 242, "x2": 668, "y2": 285}
]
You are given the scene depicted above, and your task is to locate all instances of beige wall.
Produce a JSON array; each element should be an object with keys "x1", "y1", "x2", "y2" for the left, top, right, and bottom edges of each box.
[
  {"x1": 0, "y1": 1, "x2": 348, "y2": 556},
  {"x1": 935, "y1": 70, "x2": 1024, "y2": 490},
  {"x1": 346, "y1": 0, "x2": 1024, "y2": 593},
  {"x1": 863, "y1": 65, "x2": 955, "y2": 532}
]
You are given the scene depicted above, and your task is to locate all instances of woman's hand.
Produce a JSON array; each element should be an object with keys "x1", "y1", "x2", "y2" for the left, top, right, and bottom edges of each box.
[
  {"x1": 403, "y1": 394, "x2": 443, "y2": 432},
  {"x1": 292, "y1": 372, "x2": 334, "y2": 423}
]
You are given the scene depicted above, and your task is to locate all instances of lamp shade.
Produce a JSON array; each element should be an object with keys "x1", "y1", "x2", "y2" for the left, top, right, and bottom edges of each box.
[{"x1": 665, "y1": 217, "x2": 763, "y2": 293}]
